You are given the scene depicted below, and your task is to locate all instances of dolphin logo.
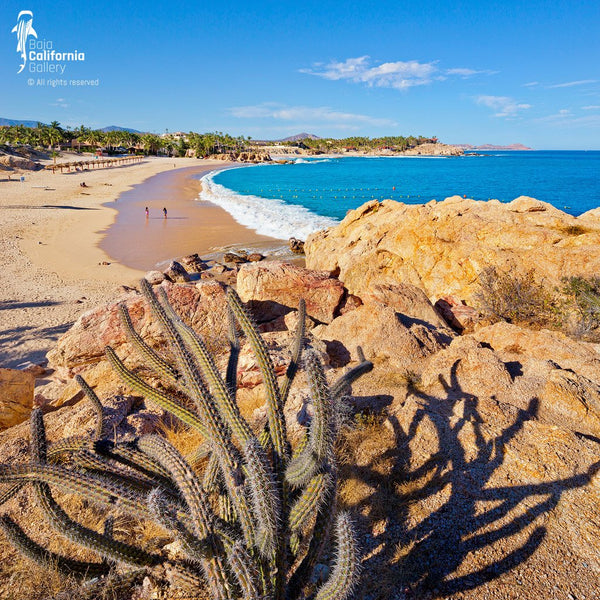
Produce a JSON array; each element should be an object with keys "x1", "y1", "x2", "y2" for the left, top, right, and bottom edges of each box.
[{"x1": 11, "y1": 10, "x2": 37, "y2": 74}]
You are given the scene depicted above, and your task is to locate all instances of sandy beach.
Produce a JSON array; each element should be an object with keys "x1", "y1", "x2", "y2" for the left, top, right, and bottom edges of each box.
[
  {"x1": 100, "y1": 163, "x2": 283, "y2": 271},
  {"x1": 0, "y1": 155, "x2": 279, "y2": 369}
]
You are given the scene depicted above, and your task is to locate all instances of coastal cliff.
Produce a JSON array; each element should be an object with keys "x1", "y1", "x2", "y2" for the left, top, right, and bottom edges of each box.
[
  {"x1": 400, "y1": 142, "x2": 464, "y2": 156},
  {"x1": 206, "y1": 151, "x2": 272, "y2": 163}
]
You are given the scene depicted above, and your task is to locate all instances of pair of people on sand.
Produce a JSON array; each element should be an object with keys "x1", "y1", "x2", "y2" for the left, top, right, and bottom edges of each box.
[{"x1": 145, "y1": 207, "x2": 167, "y2": 218}]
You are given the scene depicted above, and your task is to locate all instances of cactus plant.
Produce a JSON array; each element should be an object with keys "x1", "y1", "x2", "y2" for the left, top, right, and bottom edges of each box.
[{"x1": 0, "y1": 281, "x2": 372, "y2": 599}]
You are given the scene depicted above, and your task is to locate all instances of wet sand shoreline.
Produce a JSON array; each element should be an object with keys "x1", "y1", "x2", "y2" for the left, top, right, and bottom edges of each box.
[{"x1": 100, "y1": 164, "x2": 283, "y2": 271}]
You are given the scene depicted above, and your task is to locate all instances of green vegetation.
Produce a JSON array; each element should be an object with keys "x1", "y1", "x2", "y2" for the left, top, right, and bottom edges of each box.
[
  {"x1": 0, "y1": 121, "x2": 437, "y2": 158},
  {"x1": 0, "y1": 282, "x2": 373, "y2": 599},
  {"x1": 561, "y1": 275, "x2": 600, "y2": 338},
  {"x1": 475, "y1": 268, "x2": 600, "y2": 340},
  {"x1": 293, "y1": 135, "x2": 438, "y2": 154}
]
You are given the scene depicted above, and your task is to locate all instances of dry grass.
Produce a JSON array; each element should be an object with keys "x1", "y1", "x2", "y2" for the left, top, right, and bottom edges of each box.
[
  {"x1": 474, "y1": 266, "x2": 558, "y2": 326},
  {"x1": 236, "y1": 384, "x2": 268, "y2": 423},
  {"x1": 559, "y1": 224, "x2": 591, "y2": 236},
  {"x1": 159, "y1": 418, "x2": 205, "y2": 458}
]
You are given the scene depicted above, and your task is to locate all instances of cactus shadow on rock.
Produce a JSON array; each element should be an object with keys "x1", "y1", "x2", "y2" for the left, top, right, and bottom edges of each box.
[{"x1": 339, "y1": 361, "x2": 600, "y2": 599}]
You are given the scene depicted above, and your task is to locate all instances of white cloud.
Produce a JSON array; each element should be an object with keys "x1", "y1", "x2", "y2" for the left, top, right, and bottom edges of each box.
[
  {"x1": 535, "y1": 110, "x2": 600, "y2": 128},
  {"x1": 475, "y1": 95, "x2": 532, "y2": 118},
  {"x1": 523, "y1": 81, "x2": 539, "y2": 87},
  {"x1": 229, "y1": 103, "x2": 397, "y2": 127},
  {"x1": 582, "y1": 105, "x2": 600, "y2": 110},
  {"x1": 548, "y1": 79, "x2": 597, "y2": 89},
  {"x1": 50, "y1": 98, "x2": 69, "y2": 109},
  {"x1": 446, "y1": 68, "x2": 497, "y2": 77},
  {"x1": 300, "y1": 56, "x2": 491, "y2": 90}
]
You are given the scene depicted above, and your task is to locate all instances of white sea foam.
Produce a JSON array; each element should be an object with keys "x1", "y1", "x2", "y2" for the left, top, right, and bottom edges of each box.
[
  {"x1": 199, "y1": 170, "x2": 338, "y2": 239},
  {"x1": 293, "y1": 158, "x2": 332, "y2": 164}
]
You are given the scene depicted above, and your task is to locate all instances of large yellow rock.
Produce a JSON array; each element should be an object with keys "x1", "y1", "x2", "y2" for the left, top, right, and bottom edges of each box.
[{"x1": 305, "y1": 196, "x2": 600, "y2": 303}]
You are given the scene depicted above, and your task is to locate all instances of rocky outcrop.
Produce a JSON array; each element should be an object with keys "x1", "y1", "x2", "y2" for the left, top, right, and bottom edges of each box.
[
  {"x1": 164, "y1": 260, "x2": 190, "y2": 283},
  {"x1": 236, "y1": 262, "x2": 345, "y2": 324},
  {"x1": 4, "y1": 256, "x2": 600, "y2": 598},
  {"x1": 0, "y1": 155, "x2": 42, "y2": 171},
  {"x1": 0, "y1": 368, "x2": 35, "y2": 430},
  {"x1": 401, "y1": 142, "x2": 464, "y2": 156},
  {"x1": 305, "y1": 196, "x2": 600, "y2": 304},
  {"x1": 46, "y1": 281, "x2": 229, "y2": 386},
  {"x1": 207, "y1": 152, "x2": 272, "y2": 163},
  {"x1": 414, "y1": 322, "x2": 600, "y2": 440}
]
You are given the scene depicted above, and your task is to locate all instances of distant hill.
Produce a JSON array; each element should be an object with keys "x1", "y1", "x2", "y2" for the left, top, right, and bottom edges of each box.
[
  {"x1": 0, "y1": 119, "x2": 144, "y2": 134},
  {"x1": 0, "y1": 118, "x2": 46, "y2": 127},
  {"x1": 100, "y1": 125, "x2": 143, "y2": 134},
  {"x1": 456, "y1": 143, "x2": 533, "y2": 151},
  {"x1": 278, "y1": 133, "x2": 320, "y2": 142}
]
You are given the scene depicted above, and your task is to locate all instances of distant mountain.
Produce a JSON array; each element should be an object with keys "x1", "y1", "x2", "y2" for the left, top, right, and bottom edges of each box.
[
  {"x1": 0, "y1": 118, "x2": 46, "y2": 127},
  {"x1": 100, "y1": 125, "x2": 143, "y2": 134},
  {"x1": 456, "y1": 143, "x2": 533, "y2": 151},
  {"x1": 0, "y1": 119, "x2": 144, "y2": 134},
  {"x1": 278, "y1": 133, "x2": 320, "y2": 142}
]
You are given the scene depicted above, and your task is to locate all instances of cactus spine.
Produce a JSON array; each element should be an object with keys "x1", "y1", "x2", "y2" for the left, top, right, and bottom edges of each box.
[{"x1": 0, "y1": 280, "x2": 372, "y2": 599}]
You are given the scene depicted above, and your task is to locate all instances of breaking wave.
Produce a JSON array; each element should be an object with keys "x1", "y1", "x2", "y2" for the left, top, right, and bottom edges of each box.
[{"x1": 199, "y1": 170, "x2": 338, "y2": 239}]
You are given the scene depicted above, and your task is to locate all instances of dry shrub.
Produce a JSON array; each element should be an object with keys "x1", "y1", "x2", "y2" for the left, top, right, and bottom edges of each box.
[
  {"x1": 560, "y1": 224, "x2": 591, "y2": 236},
  {"x1": 560, "y1": 275, "x2": 600, "y2": 340},
  {"x1": 474, "y1": 266, "x2": 557, "y2": 326}
]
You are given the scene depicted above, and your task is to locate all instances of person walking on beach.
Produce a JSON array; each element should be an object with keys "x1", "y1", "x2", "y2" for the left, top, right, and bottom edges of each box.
[
  {"x1": 145, "y1": 206, "x2": 149, "y2": 218},
  {"x1": 163, "y1": 207, "x2": 167, "y2": 219}
]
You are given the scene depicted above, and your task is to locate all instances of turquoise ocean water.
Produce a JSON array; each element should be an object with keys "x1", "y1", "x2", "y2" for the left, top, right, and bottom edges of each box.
[{"x1": 199, "y1": 151, "x2": 600, "y2": 239}]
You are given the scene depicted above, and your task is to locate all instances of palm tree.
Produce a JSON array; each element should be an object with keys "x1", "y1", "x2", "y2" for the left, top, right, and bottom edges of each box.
[
  {"x1": 140, "y1": 133, "x2": 161, "y2": 156},
  {"x1": 85, "y1": 129, "x2": 104, "y2": 151},
  {"x1": 75, "y1": 125, "x2": 90, "y2": 152},
  {"x1": 46, "y1": 121, "x2": 64, "y2": 150}
]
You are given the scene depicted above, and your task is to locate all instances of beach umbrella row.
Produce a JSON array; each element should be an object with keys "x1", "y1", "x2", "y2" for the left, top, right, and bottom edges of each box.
[{"x1": 45, "y1": 156, "x2": 143, "y2": 174}]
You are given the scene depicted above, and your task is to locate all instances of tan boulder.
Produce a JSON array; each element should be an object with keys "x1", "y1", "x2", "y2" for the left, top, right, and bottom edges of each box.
[
  {"x1": 416, "y1": 322, "x2": 600, "y2": 439},
  {"x1": 419, "y1": 335, "x2": 514, "y2": 398},
  {"x1": 236, "y1": 261, "x2": 345, "y2": 323},
  {"x1": 472, "y1": 321, "x2": 600, "y2": 384},
  {"x1": 0, "y1": 368, "x2": 35, "y2": 430},
  {"x1": 538, "y1": 367, "x2": 600, "y2": 436},
  {"x1": 47, "y1": 280, "x2": 229, "y2": 376},
  {"x1": 312, "y1": 303, "x2": 451, "y2": 370},
  {"x1": 362, "y1": 282, "x2": 451, "y2": 331},
  {"x1": 305, "y1": 197, "x2": 600, "y2": 304}
]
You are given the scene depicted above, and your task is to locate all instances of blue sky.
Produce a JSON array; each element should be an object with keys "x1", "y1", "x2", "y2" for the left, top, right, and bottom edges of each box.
[{"x1": 1, "y1": 0, "x2": 599, "y2": 148}]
